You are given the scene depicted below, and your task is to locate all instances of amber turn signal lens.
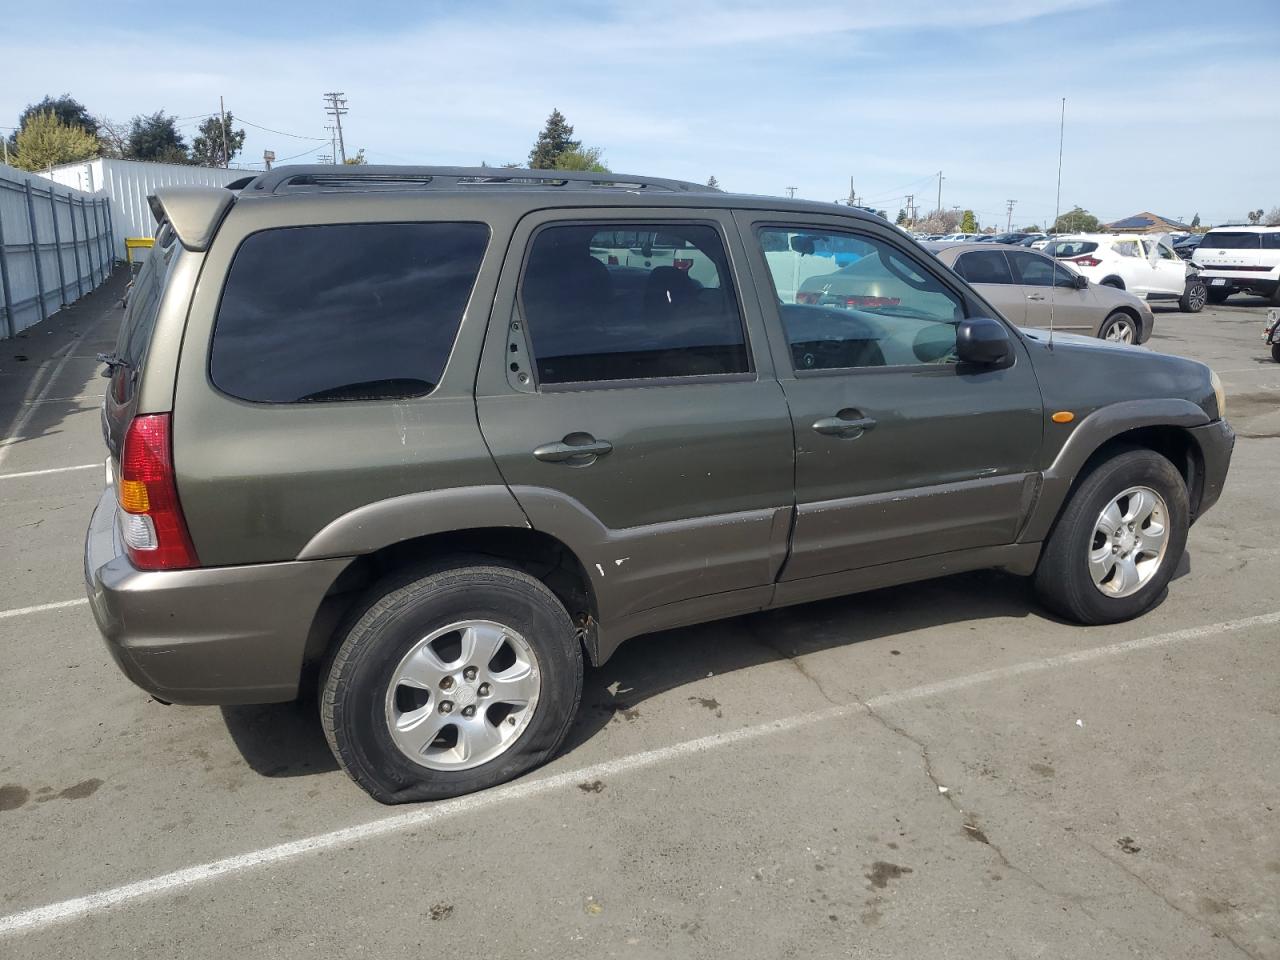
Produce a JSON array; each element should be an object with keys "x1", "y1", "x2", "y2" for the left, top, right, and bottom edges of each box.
[
  {"x1": 1051, "y1": 411, "x2": 1075, "y2": 424},
  {"x1": 118, "y1": 478, "x2": 151, "y2": 513}
]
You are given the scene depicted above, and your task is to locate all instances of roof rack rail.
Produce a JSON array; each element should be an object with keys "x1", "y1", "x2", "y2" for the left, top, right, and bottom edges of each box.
[{"x1": 247, "y1": 164, "x2": 715, "y2": 195}]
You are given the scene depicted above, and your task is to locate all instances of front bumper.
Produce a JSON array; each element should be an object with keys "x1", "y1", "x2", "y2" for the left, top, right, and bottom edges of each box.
[
  {"x1": 1187, "y1": 419, "x2": 1235, "y2": 520},
  {"x1": 84, "y1": 486, "x2": 351, "y2": 705}
]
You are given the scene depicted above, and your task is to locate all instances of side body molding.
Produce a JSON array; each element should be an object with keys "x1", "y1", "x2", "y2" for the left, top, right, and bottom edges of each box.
[
  {"x1": 297, "y1": 485, "x2": 530, "y2": 559},
  {"x1": 1018, "y1": 398, "x2": 1210, "y2": 543}
]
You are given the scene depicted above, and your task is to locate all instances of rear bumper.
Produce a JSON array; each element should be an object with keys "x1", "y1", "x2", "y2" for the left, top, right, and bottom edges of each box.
[
  {"x1": 1200, "y1": 273, "x2": 1278, "y2": 293},
  {"x1": 84, "y1": 487, "x2": 351, "y2": 705},
  {"x1": 1188, "y1": 419, "x2": 1235, "y2": 520}
]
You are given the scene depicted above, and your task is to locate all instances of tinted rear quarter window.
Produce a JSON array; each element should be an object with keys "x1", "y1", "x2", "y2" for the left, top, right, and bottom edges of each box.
[
  {"x1": 1200, "y1": 232, "x2": 1261, "y2": 250},
  {"x1": 1263, "y1": 232, "x2": 1280, "y2": 250},
  {"x1": 210, "y1": 222, "x2": 488, "y2": 403},
  {"x1": 1045, "y1": 240, "x2": 1098, "y2": 258}
]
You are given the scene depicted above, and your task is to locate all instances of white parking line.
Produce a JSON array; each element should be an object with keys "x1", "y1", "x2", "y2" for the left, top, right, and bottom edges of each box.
[
  {"x1": 1, "y1": 607, "x2": 1275, "y2": 938},
  {"x1": 0, "y1": 598, "x2": 89, "y2": 621},
  {"x1": 0, "y1": 463, "x2": 99, "y2": 481}
]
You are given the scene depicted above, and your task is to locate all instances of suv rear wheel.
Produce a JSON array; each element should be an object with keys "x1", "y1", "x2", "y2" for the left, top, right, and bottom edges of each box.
[
  {"x1": 1034, "y1": 448, "x2": 1188, "y2": 625},
  {"x1": 322, "y1": 563, "x2": 582, "y2": 803}
]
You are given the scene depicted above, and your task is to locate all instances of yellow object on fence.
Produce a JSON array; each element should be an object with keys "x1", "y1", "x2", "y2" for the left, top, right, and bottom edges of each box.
[{"x1": 124, "y1": 237, "x2": 154, "y2": 266}]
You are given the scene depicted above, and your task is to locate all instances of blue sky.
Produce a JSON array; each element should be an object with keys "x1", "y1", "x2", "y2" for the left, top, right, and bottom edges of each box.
[{"x1": 3, "y1": 0, "x2": 1277, "y2": 227}]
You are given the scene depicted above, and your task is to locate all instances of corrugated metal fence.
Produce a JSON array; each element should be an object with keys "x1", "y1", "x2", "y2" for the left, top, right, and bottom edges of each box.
[
  {"x1": 0, "y1": 162, "x2": 113, "y2": 339},
  {"x1": 44, "y1": 158, "x2": 244, "y2": 262}
]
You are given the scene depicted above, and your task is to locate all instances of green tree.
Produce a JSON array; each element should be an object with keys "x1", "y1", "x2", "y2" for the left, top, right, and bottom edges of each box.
[
  {"x1": 959, "y1": 209, "x2": 978, "y2": 233},
  {"x1": 7, "y1": 94, "x2": 98, "y2": 156},
  {"x1": 895, "y1": 208, "x2": 907, "y2": 225},
  {"x1": 1246, "y1": 208, "x2": 1264, "y2": 225},
  {"x1": 11, "y1": 111, "x2": 99, "y2": 171},
  {"x1": 126, "y1": 112, "x2": 189, "y2": 163},
  {"x1": 707, "y1": 175, "x2": 720, "y2": 190},
  {"x1": 552, "y1": 145, "x2": 608, "y2": 173},
  {"x1": 1265, "y1": 207, "x2": 1280, "y2": 227},
  {"x1": 1052, "y1": 206, "x2": 1100, "y2": 233},
  {"x1": 528, "y1": 109, "x2": 580, "y2": 169},
  {"x1": 190, "y1": 112, "x2": 246, "y2": 167},
  {"x1": 1190, "y1": 213, "x2": 1200, "y2": 229},
  {"x1": 344, "y1": 148, "x2": 368, "y2": 165}
]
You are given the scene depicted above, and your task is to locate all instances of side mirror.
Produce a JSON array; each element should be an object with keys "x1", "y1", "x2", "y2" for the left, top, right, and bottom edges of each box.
[
  {"x1": 790, "y1": 235, "x2": 816, "y2": 256},
  {"x1": 956, "y1": 317, "x2": 1014, "y2": 367},
  {"x1": 1074, "y1": 273, "x2": 1088, "y2": 289}
]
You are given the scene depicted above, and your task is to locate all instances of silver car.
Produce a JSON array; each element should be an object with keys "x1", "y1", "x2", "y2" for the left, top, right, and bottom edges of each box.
[{"x1": 932, "y1": 243, "x2": 1155, "y2": 343}]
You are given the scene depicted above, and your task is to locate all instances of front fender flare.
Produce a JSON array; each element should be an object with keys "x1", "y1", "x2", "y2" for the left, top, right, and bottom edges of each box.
[{"x1": 1018, "y1": 398, "x2": 1209, "y2": 543}]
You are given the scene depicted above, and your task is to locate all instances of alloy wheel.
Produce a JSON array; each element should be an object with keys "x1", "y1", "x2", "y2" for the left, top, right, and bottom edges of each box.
[
  {"x1": 384, "y1": 620, "x2": 541, "y2": 770},
  {"x1": 1088, "y1": 486, "x2": 1170, "y2": 598}
]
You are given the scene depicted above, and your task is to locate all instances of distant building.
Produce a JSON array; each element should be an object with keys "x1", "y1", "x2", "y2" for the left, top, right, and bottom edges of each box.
[
  {"x1": 1103, "y1": 212, "x2": 1192, "y2": 234},
  {"x1": 40, "y1": 158, "x2": 245, "y2": 260}
]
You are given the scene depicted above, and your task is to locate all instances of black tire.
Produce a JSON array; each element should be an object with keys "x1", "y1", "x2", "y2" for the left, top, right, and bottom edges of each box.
[
  {"x1": 1272, "y1": 342, "x2": 1280, "y2": 363},
  {"x1": 1097, "y1": 311, "x2": 1138, "y2": 343},
  {"x1": 1033, "y1": 448, "x2": 1189, "y2": 625},
  {"x1": 1270, "y1": 285, "x2": 1280, "y2": 307},
  {"x1": 1101, "y1": 277, "x2": 1124, "y2": 290},
  {"x1": 1205, "y1": 287, "x2": 1230, "y2": 305},
  {"x1": 322, "y1": 563, "x2": 582, "y2": 804},
  {"x1": 1179, "y1": 279, "x2": 1206, "y2": 313}
]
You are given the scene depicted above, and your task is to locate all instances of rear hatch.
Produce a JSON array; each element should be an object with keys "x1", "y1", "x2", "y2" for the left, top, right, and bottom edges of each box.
[
  {"x1": 1193, "y1": 231, "x2": 1262, "y2": 275},
  {"x1": 101, "y1": 225, "x2": 178, "y2": 463}
]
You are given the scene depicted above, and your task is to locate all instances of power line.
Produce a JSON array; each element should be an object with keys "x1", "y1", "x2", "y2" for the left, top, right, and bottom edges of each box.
[{"x1": 237, "y1": 117, "x2": 328, "y2": 141}]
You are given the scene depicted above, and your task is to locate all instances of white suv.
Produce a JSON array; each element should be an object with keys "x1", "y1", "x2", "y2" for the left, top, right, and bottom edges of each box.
[
  {"x1": 1044, "y1": 233, "x2": 1206, "y2": 312},
  {"x1": 1192, "y1": 226, "x2": 1280, "y2": 305}
]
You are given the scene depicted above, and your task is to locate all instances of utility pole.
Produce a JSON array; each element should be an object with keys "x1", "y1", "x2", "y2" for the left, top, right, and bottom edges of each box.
[
  {"x1": 905, "y1": 193, "x2": 914, "y2": 225},
  {"x1": 219, "y1": 96, "x2": 229, "y2": 168},
  {"x1": 323, "y1": 92, "x2": 348, "y2": 163},
  {"x1": 936, "y1": 171, "x2": 943, "y2": 216},
  {"x1": 326, "y1": 125, "x2": 338, "y2": 165},
  {"x1": 785, "y1": 186, "x2": 797, "y2": 198},
  {"x1": 1006, "y1": 199, "x2": 1017, "y2": 232},
  {"x1": 847, "y1": 176, "x2": 856, "y2": 207},
  {"x1": 263, "y1": 150, "x2": 275, "y2": 171}
]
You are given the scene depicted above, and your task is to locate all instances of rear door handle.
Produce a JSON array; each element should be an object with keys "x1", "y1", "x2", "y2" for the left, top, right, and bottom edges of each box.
[
  {"x1": 812, "y1": 415, "x2": 876, "y2": 438},
  {"x1": 1027, "y1": 293, "x2": 1047, "y2": 301},
  {"x1": 533, "y1": 435, "x2": 613, "y2": 463}
]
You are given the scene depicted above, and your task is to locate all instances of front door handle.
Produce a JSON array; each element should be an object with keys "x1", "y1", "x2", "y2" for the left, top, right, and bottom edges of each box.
[
  {"x1": 533, "y1": 434, "x2": 614, "y2": 464},
  {"x1": 1027, "y1": 293, "x2": 1047, "y2": 301},
  {"x1": 812, "y1": 414, "x2": 877, "y2": 438}
]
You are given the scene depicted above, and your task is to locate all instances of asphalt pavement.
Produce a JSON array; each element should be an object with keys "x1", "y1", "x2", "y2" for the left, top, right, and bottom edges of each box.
[{"x1": 1, "y1": 274, "x2": 1277, "y2": 959}]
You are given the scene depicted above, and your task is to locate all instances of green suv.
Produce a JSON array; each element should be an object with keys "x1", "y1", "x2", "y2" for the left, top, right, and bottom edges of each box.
[{"x1": 85, "y1": 166, "x2": 1234, "y2": 803}]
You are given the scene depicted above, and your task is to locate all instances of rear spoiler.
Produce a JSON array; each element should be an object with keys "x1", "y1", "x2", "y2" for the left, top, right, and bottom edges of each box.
[{"x1": 146, "y1": 186, "x2": 235, "y2": 252}]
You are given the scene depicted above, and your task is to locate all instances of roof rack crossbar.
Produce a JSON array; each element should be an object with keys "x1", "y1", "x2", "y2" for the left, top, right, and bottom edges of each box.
[{"x1": 248, "y1": 164, "x2": 713, "y2": 195}]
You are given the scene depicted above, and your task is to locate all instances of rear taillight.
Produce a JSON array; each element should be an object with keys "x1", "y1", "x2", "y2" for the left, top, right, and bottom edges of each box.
[
  {"x1": 796, "y1": 291, "x2": 821, "y2": 304},
  {"x1": 118, "y1": 413, "x2": 198, "y2": 570},
  {"x1": 1069, "y1": 255, "x2": 1102, "y2": 267}
]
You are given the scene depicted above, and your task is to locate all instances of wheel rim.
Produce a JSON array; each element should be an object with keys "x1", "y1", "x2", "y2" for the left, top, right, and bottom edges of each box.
[
  {"x1": 1188, "y1": 284, "x2": 1205, "y2": 310},
  {"x1": 1102, "y1": 316, "x2": 1134, "y2": 343},
  {"x1": 1088, "y1": 486, "x2": 1170, "y2": 598},
  {"x1": 384, "y1": 619, "x2": 541, "y2": 771}
]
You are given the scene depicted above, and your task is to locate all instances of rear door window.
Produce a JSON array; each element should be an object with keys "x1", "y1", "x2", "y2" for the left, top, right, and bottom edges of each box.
[
  {"x1": 519, "y1": 222, "x2": 749, "y2": 385},
  {"x1": 210, "y1": 222, "x2": 488, "y2": 403},
  {"x1": 1008, "y1": 251, "x2": 1076, "y2": 288},
  {"x1": 1044, "y1": 240, "x2": 1098, "y2": 258},
  {"x1": 954, "y1": 250, "x2": 1014, "y2": 285}
]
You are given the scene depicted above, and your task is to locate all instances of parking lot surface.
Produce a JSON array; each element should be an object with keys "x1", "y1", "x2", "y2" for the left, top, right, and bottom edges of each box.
[{"x1": 1, "y1": 275, "x2": 1277, "y2": 959}]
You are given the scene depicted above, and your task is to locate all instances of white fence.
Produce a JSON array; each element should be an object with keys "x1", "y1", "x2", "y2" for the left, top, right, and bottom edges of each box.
[
  {"x1": 43, "y1": 158, "x2": 245, "y2": 262},
  {"x1": 0, "y1": 162, "x2": 114, "y2": 339}
]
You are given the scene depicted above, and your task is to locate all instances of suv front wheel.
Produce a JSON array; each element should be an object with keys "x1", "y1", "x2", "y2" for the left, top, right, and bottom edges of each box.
[
  {"x1": 322, "y1": 563, "x2": 583, "y2": 803},
  {"x1": 1179, "y1": 278, "x2": 1206, "y2": 313},
  {"x1": 1034, "y1": 448, "x2": 1189, "y2": 625}
]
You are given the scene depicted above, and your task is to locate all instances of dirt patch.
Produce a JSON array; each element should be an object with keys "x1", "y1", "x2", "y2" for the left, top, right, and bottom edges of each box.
[
  {"x1": 0, "y1": 785, "x2": 30, "y2": 812},
  {"x1": 865, "y1": 861, "x2": 913, "y2": 889}
]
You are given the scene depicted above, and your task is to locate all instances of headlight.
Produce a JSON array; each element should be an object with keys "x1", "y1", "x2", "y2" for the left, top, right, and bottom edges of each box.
[{"x1": 1210, "y1": 370, "x2": 1227, "y2": 420}]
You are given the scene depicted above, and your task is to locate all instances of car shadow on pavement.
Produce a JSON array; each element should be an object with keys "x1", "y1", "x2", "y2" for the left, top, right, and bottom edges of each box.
[
  {"x1": 220, "y1": 696, "x2": 340, "y2": 777},
  {"x1": 563, "y1": 567, "x2": 1049, "y2": 755}
]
